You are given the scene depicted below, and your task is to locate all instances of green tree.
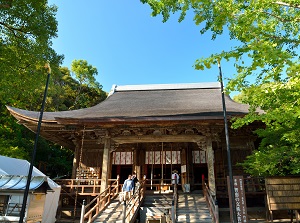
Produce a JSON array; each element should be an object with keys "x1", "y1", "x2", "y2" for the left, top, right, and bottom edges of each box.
[
  {"x1": 0, "y1": 0, "x2": 68, "y2": 177},
  {"x1": 0, "y1": 0, "x2": 63, "y2": 108},
  {"x1": 0, "y1": 0, "x2": 107, "y2": 176},
  {"x1": 70, "y1": 59, "x2": 106, "y2": 109},
  {"x1": 0, "y1": 1, "x2": 109, "y2": 178},
  {"x1": 0, "y1": 60, "x2": 107, "y2": 177},
  {"x1": 232, "y1": 76, "x2": 300, "y2": 176},
  {"x1": 140, "y1": 0, "x2": 300, "y2": 176}
]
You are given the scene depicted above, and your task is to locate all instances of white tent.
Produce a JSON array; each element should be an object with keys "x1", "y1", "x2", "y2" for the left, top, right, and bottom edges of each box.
[{"x1": 0, "y1": 155, "x2": 61, "y2": 223}]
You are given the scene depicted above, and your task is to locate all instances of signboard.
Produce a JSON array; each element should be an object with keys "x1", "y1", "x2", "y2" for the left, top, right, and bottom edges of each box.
[
  {"x1": 181, "y1": 165, "x2": 186, "y2": 173},
  {"x1": 228, "y1": 176, "x2": 248, "y2": 223}
]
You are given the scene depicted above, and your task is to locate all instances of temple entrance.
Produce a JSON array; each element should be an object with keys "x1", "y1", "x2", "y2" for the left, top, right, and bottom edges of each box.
[
  {"x1": 146, "y1": 164, "x2": 181, "y2": 181},
  {"x1": 145, "y1": 164, "x2": 181, "y2": 191},
  {"x1": 111, "y1": 151, "x2": 133, "y2": 183},
  {"x1": 143, "y1": 148, "x2": 181, "y2": 190},
  {"x1": 193, "y1": 164, "x2": 208, "y2": 190},
  {"x1": 111, "y1": 165, "x2": 132, "y2": 183}
]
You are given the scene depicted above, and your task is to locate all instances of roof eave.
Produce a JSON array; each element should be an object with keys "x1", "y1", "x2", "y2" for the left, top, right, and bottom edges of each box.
[{"x1": 55, "y1": 114, "x2": 246, "y2": 125}]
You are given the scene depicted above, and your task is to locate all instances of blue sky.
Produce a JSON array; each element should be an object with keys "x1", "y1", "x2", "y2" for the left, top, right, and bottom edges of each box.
[{"x1": 48, "y1": 1, "x2": 239, "y2": 93}]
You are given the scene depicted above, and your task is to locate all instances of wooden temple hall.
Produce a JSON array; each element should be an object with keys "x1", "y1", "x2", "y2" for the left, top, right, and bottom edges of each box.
[{"x1": 6, "y1": 82, "x2": 264, "y2": 220}]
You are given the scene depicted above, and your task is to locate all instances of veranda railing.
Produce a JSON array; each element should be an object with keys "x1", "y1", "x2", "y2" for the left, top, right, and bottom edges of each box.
[
  {"x1": 122, "y1": 177, "x2": 146, "y2": 223},
  {"x1": 203, "y1": 181, "x2": 219, "y2": 223},
  {"x1": 81, "y1": 177, "x2": 120, "y2": 223}
]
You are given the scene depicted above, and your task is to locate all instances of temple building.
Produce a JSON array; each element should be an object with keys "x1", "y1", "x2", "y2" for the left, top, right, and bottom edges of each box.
[{"x1": 7, "y1": 82, "x2": 261, "y2": 201}]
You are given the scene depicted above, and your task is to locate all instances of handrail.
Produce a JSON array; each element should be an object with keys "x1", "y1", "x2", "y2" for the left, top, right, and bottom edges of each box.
[
  {"x1": 55, "y1": 178, "x2": 102, "y2": 195},
  {"x1": 81, "y1": 177, "x2": 120, "y2": 223},
  {"x1": 144, "y1": 178, "x2": 173, "y2": 191},
  {"x1": 123, "y1": 178, "x2": 146, "y2": 223},
  {"x1": 203, "y1": 181, "x2": 219, "y2": 223}
]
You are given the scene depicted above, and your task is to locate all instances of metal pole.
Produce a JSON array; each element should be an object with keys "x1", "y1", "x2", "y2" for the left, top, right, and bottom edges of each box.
[
  {"x1": 218, "y1": 61, "x2": 237, "y2": 223},
  {"x1": 19, "y1": 63, "x2": 51, "y2": 223},
  {"x1": 80, "y1": 200, "x2": 85, "y2": 223}
]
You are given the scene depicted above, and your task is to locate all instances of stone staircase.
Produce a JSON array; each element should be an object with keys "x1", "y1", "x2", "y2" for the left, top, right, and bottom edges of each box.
[
  {"x1": 92, "y1": 198, "x2": 124, "y2": 223},
  {"x1": 176, "y1": 191, "x2": 212, "y2": 223},
  {"x1": 140, "y1": 192, "x2": 173, "y2": 222},
  {"x1": 91, "y1": 191, "x2": 212, "y2": 223}
]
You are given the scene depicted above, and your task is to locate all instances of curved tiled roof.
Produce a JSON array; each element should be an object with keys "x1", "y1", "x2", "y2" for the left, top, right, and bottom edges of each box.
[{"x1": 7, "y1": 82, "x2": 251, "y2": 124}]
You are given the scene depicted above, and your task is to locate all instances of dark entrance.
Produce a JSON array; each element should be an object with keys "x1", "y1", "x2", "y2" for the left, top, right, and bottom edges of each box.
[
  {"x1": 111, "y1": 165, "x2": 132, "y2": 183},
  {"x1": 145, "y1": 164, "x2": 181, "y2": 190},
  {"x1": 193, "y1": 164, "x2": 208, "y2": 189}
]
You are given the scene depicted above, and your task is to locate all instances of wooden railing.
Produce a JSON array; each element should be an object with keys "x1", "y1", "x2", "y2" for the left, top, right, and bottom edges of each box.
[
  {"x1": 81, "y1": 177, "x2": 120, "y2": 223},
  {"x1": 122, "y1": 178, "x2": 146, "y2": 223},
  {"x1": 144, "y1": 178, "x2": 173, "y2": 192},
  {"x1": 55, "y1": 178, "x2": 102, "y2": 195},
  {"x1": 203, "y1": 181, "x2": 219, "y2": 223}
]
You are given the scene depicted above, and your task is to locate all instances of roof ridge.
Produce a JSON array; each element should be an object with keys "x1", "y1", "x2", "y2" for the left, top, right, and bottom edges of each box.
[{"x1": 112, "y1": 82, "x2": 220, "y2": 92}]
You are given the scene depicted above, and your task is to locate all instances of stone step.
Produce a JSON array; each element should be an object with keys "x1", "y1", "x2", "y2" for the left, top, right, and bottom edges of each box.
[
  {"x1": 177, "y1": 209, "x2": 211, "y2": 213},
  {"x1": 92, "y1": 199, "x2": 124, "y2": 223},
  {"x1": 93, "y1": 220, "x2": 123, "y2": 223},
  {"x1": 177, "y1": 214, "x2": 212, "y2": 223},
  {"x1": 142, "y1": 194, "x2": 173, "y2": 208},
  {"x1": 177, "y1": 219, "x2": 212, "y2": 223},
  {"x1": 144, "y1": 199, "x2": 173, "y2": 203},
  {"x1": 176, "y1": 193, "x2": 212, "y2": 223},
  {"x1": 145, "y1": 196, "x2": 173, "y2": 200},
  {"x1": 178, "y1": 206, "x2": 208, "y2": 209}
]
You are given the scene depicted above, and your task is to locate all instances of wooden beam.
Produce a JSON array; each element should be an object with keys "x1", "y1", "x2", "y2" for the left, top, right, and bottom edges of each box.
[{"x1": 112, "y1": 134, "x2": 205, "y2": 144}]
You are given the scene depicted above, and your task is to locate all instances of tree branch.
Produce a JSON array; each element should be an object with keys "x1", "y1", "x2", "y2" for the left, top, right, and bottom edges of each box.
[
  {"x1": 0, "y1": 21, "x2": 29, "y2": 35},
  {"x1": 0, "y1": 0, "x2": 12, "y2": 8},
  {"x1": 275, "y1": 1, "x2": 300, "y2": 9},
  {"x1": 262, "y1": 10, "x2": 300, "y2": 23}
]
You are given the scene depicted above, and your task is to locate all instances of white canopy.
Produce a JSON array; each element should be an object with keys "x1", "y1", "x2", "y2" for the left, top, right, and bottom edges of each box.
[{"x1": 0, "y1": 155, "x2": 61, "y2": 223}]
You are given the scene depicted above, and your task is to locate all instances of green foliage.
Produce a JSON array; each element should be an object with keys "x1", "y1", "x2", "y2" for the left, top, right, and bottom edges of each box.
[
  {"x1": 233, "y1": 76, "x2": 300, "y2": 176},
  {"x1": 0, "y1": 0, "x2": 63, "y2": 109},
  {"x1": 69, "y1": 59, "x2": 106, "y2": 110},
  {"x1": 0, "y1": 61, "x2": 106, "y2": 177},
  {"x1": 0, "y1": 1, "x2": 107, "y2": 177},
  {"x1": 141, "y1": 0, "x2": 300, "y2": 176}
]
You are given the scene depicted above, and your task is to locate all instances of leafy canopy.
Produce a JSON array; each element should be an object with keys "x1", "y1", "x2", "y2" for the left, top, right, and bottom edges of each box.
[
  {"x1": 0, "y1": 0, "x2": 63, "y2": 108},
  {"x1": 140, "y1": 0, "x2": 300, "y2": 176},
  {"x1": 0, "y1": 1, "x2": 107, "y2": 177}
]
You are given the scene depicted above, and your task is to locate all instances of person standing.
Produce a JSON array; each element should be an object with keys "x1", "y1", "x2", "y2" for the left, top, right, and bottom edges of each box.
[
  {"x1": 172, "y1": 170, "x2": 179, "y2": 185},
  {"x1": 131, "y1": 172, "x2": 138, "y2": 194},
  {"x1": 122, "y1": 175, "x2": 134, "y2": 200}
]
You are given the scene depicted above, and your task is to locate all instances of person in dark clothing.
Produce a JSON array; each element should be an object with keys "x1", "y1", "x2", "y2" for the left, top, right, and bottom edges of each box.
[{"x1": 131, "y1": 172, "x2": 138, "y2": 194}]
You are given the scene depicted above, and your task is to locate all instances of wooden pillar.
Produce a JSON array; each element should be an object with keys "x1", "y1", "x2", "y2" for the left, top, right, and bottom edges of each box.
[
  {"x1": 100, "y1": 138, "x2": 111, "y2": 193},
  {"x1": 71, "y1": 140, "x2": 80, "y2": 179},
  {"x1": 186, "y1": 143, "x2": 194, "y2": 188},
  {"x1": 180, "y1": 145, "x2": 187, "y2": 187},
  {"x1": 133, "y1": 146, "x2": 141, "y2": 180},
  {"x1": 206, "y1": 135, "x2": 216, "y2": 196},
  {"x1": 139, "y1": 144, "x2": 146, "y2": 178}
]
